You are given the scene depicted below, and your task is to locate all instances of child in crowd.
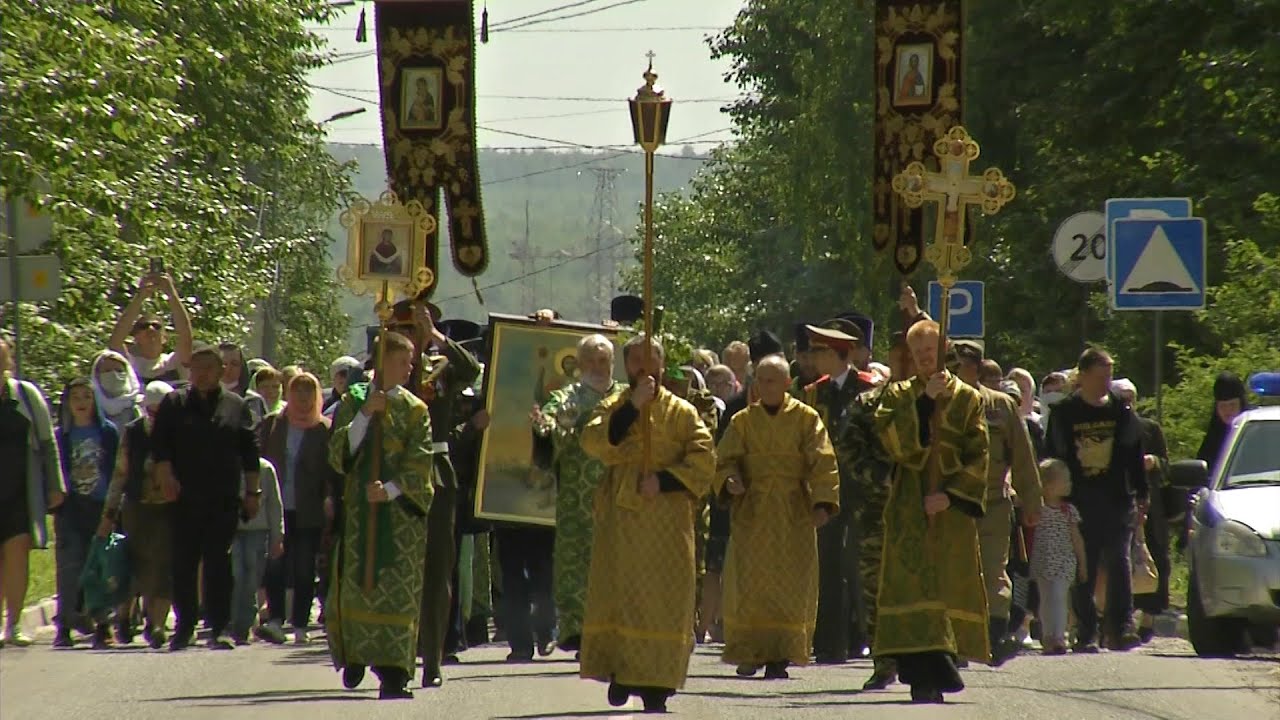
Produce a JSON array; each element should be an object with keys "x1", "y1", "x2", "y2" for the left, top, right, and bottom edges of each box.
[
  {"x1": 1029, "y1": 458, "x2": 1088, "y2": 655},
  {"x1": 53, "y1": 378, "x2": 120, "y2": 648},
  {"x1": 230, "y1": 457, "x2": 284, "y2": 645}
]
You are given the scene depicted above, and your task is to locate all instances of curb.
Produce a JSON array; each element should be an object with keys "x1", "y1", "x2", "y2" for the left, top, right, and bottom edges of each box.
[
  {"x1": 16, "y1": 597, "x2": 58, "y2": 641},
  {"x1": 1153, "y1": 612, "x2": 1189, "y2": 640}
]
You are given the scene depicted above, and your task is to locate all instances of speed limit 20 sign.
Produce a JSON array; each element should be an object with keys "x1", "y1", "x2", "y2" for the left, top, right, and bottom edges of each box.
[{"x1": 1052, "y1": 211, "x2": 1107, "y2": 283}]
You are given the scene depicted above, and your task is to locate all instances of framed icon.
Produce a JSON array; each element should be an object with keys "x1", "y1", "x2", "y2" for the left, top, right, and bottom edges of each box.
[
  {"x1": 473, "y1": 314, "x2": 627, "y2": 527},
  {"x1": 400, "y1": 67, "x2": 444, "y2": 131},
  {"x1": 893, "y1": 43, "x2": 934, "y2": 108},
  {"x1": 337, "y1": 191, "x2": 436, "y2": 299}
]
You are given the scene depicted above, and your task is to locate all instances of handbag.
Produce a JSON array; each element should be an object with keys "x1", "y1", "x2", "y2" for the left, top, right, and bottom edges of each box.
[{"x1": 1131, "y1": 533, "x2": 1159, "y2": 596}]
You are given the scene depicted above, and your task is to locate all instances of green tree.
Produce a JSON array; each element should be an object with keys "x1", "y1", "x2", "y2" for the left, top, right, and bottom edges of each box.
[{"x1": 1, "y1": 0, "x2": 349, "y2": 389}]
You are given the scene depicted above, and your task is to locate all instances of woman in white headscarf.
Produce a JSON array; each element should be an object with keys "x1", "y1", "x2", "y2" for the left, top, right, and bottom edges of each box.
[{"x1": 90, "y1": 350, "x2": 143, "y2": 430}]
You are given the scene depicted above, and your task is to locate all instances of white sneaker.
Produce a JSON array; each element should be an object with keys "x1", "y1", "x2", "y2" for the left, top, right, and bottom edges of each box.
[{"x1": 294, "y1": 628, "x2": 309, "y2": 645}]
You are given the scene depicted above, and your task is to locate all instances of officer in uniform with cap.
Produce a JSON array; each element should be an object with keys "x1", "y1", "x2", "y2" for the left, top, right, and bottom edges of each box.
[
  {"x1": 801, "y1": 317, "x2": 878, "y2": 664},
  {"x1": 949, "y1": 339, "x2": 1042, "y2": 666},
  {"x1": 789, "y1": 323, "x2": 820, "y2": 398},
  {"x1": 387, "y1": 299, "x2": 483, "y2": 688},
  {"x1": 436, "y1": 319, "x2": 491, "y2": 661}
]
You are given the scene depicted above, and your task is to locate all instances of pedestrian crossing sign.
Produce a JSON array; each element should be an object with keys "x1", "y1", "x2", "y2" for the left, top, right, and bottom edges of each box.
[{"x1": 1109, "y1": 217, "x2": 1206, "y2": 311}]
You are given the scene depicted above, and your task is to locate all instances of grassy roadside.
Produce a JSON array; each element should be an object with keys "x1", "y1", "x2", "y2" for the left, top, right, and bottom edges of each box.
[{"x1": 27, "y1": 543, "x2": 57, "y2": 604}]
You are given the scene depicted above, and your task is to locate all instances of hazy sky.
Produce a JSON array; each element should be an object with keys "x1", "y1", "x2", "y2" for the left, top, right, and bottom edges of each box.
[{"x1": 306, "y1": 0, "x2": 747, "y2": 151}]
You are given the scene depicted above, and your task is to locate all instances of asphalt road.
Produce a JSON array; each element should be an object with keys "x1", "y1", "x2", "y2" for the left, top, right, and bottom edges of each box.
[{"x1": 1, "y1": 635, "x2": 1276, "y2": 720}]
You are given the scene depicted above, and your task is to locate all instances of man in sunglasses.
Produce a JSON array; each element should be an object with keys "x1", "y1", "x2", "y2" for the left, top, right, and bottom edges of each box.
[{"x1": 108, "y1": 272, "x2": 194, "y2": 383}]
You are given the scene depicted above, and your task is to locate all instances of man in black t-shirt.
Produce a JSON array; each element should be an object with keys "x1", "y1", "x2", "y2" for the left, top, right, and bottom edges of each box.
[{"x1": 1044, "y1": 348, "x2": 1148, "y2": 653}]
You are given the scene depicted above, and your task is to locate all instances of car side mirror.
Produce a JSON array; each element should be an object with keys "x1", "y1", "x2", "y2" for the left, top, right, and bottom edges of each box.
[{"x1": 1168, "y1": 459, "x2": 1209, "y2": 489}]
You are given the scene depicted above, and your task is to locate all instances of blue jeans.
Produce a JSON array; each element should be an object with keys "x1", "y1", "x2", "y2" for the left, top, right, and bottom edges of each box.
[{"x1": 230, "y1": 530, "x2": 269, "y2": 639}]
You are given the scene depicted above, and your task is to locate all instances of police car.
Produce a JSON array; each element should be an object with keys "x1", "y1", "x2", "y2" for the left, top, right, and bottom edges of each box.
[{"x1": 1170, "y1": 372, "x2": 1280, "y2": 657}]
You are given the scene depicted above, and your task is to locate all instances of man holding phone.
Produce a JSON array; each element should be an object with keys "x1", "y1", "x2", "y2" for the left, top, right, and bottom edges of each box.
[{"x1": 108, "y1": 267, "x2": 194, "y2": 383}]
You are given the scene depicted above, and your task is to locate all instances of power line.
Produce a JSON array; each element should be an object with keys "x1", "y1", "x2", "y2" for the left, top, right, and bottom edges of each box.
[
  {"x1": 309, "y1": 85, "x2": 739, "y2": 104},
  {"x1": 486, "y1": 0, "x2": 610, "y2": 29},
  {"x1": 310, "y1": 25, "x2": 720, "y2": 33},
  {"x1": 436, "y1": 238, "x2": 631, "y2": 303},
  {"x1": 491, "y1": 0, "x2": 649, "y2": 32}
]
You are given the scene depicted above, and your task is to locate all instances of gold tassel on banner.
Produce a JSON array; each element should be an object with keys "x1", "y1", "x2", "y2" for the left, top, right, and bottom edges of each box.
[
  {"x1": 355, "y1": 5, "x2": 367, "y2": 43},
  {"x1": 480, "y1": 2, "x2": 489, "y2": 43}
]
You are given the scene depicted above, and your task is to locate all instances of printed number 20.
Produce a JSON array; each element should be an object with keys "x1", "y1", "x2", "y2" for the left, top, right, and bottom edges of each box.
[{"x1": 1071, "y1": 233, "x2": 1105, "y2": 261}]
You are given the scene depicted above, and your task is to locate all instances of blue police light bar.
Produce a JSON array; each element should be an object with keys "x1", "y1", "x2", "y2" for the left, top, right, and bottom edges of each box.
[{"x1": 1248, "y1": 372, "x2": 1280, "y2": 397}]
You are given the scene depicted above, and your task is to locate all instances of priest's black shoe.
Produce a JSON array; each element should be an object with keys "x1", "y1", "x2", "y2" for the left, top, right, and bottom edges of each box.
[
  {"x1": 342, "y1": 665, "x2": 366, "y2": 689},
  {"x1": 862, "y1": 667, "x2": 896, "y2": 691},
  {"x1": 379, "y1": 684, "x2": 414, "y2": 700},
  {"x1": 639, "y1": 689, "x2": 670, "y2": 714},
  {"x1": 607, "y1": 682, "x2": 630, "y2": 707},
  {"x1": 421, "y1": 668, "x2": 443, "y2": 688},
  {"x1": 763, "y1": 661, "x2": 790, "y2": 680},
  {"x1": 910, "y1": 686, "x2": 944, "y2": 704}
]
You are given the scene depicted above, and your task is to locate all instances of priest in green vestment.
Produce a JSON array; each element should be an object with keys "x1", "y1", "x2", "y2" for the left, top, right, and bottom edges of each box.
[
  {"x1": 531, "y1": 333, "x2": 626, "y2": 654},
  {"x1": 326, "y1": 331, "x2": 435, "y2": 700},
  {"x1": 872, "y1": 319, "x2": 989, "y2": 705}
]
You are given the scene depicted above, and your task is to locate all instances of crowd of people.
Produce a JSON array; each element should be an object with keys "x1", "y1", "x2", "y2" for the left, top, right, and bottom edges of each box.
[{"x1": 0, "y1": 275, "x2": 1251, "y2": 712}]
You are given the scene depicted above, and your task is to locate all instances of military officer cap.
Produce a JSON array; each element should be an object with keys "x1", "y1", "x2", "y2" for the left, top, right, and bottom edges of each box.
[
  {"x1": 794, "y1": 322, "x2": 814, "y2": 352},
  {"x1": 805, "y1": 317, "x2": 865, "y2": 352},
  {"x1": 390, "y1": 299, "x2": 443, "y2": 326},
  {"x1": 951, "y1": 338, "x2": 985, "y2": 363},
  {"x1": 840, "y1": 312, "x2": 875, "y2": 350},
  {"x1": 437, "y1": 318, "x2": 483, "y2": 347},
  {"x1": 610, "y1": 294, "x2": 644, "y2": 324},
  {"x1": 747, "y1": 330, "x2": 785, "y2": 363}
]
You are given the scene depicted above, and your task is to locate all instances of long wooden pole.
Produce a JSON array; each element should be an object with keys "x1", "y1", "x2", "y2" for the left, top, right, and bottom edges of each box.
[
  {"x1": 926, "y1": 278, "x2": 953, "y2": 533},
  {"x1": 363, "y1": 281, "x2": 391, "y2": 593},
  {"x1": 641, "y1": 149, "x2": 655, "y2": 476}
]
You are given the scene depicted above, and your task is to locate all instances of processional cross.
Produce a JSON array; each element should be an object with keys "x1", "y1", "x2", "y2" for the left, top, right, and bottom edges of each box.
[
  {"x1": 891, "y1": 126, "x2": 1015, "y2": 356},
  {"x1": 890, "y1": 126, "x2": 1015, "y2": 513}
]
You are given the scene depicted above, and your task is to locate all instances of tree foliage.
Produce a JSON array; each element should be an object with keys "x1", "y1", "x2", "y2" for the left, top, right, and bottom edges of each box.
[
  {"x1": 1, "y1": 0, "x2": 350, "y2": 388},
  {"x1": 636, "y1": 0, "x2": 1280, "y2": 449}
]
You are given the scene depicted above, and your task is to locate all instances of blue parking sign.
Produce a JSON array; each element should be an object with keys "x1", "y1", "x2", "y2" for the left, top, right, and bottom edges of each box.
[{"x1": 927, "y1": 281, "x2": 984, "y2": 337}]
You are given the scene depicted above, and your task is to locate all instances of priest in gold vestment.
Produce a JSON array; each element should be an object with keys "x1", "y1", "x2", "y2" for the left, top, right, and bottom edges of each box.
[
  {"x1": 579, "y1": 335, "x2": 715, "y2": 714},
  {"x1": 872, "y1": 319, "x2": 990, "y2": 705},
  {"x1": 715, "y1": 355, "x2": 840, "y2": 680}
]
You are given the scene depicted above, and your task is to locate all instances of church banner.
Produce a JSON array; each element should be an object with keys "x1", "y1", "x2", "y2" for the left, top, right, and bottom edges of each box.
[
  {"x1": 375, "y1": 0, "x2": 489, "y2": 297},
  {"x1": 872, "y1": 0, "x2": 964, "y2": 275}
]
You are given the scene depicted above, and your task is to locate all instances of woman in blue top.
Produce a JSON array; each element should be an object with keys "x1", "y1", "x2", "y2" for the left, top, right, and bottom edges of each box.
[{"x1": 53, "y1": 377, "x2": 119, "y2": 648}]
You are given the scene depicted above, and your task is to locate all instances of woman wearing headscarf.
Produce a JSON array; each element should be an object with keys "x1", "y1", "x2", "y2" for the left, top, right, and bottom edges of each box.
[
  {"x1": 97, "y1": 381, "x2": 175, "y2": 648},
  {"x1": 1179, "y1": 372, "x2": 1252, "y2": 551},
  {"x1": 256, "y1": 372, "x2": 337, "y2": 645},
  {"x1": 219, "y1": 343, "x2": 267, "y2": 426},
  {"x1": 1195, "y1": 372, "x2": 1251, "y2": 474},
  {"x1": 91, "y1": 350, "x2": 143, "y2": 431}
]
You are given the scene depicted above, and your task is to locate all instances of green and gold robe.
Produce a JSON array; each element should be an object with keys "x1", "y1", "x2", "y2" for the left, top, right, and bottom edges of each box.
[
  {"x1": 872, "y1": 373, "x2": 991, "y2": 663},
  {"x1": 326, "y1": 383, "x2": 435, "y2": 674},
  {"x1": 579, "y1": 387, "x2": 715, "y2": 690},
  {"x1": 715, "y1": 395, "x2": 840, "y2": 667},
  {"x1": 534, "y1": 380, "x2": 627, "y2": 643}
]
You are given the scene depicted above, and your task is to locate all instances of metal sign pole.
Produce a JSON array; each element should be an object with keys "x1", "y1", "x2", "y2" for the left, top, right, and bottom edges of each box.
[
  {"x1": 4, "y1": 195, "x2": 21, "y2": 377},
  {"x1": 1154, "y1": 310, "x2": 1164, "y2": 424}
]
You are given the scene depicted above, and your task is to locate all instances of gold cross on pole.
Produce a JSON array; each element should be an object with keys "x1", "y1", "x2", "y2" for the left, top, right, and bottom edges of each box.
[{"x1": 891, "y1": 126, "x2": 1015, "y2": 286}]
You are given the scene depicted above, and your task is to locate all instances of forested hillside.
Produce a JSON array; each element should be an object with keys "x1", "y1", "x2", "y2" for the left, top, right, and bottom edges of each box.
[{"x1": 327, "y1": 143, "x2": 707, "y2": 352}]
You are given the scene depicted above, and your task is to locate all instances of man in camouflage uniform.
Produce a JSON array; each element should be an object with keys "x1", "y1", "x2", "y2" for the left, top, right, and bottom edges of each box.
[
  {"x1": 390, "y1": 302, "x2": 483, "y2": 688},
  {"x1": 532, "y1": 333, "x2": 627, "y2": 654},
  {"x1": 951, "y1": 340, "x2": 1042, "y2": 665},
  {"x1": 800, "y1": 317, "x2": 878, "y2": 664}
]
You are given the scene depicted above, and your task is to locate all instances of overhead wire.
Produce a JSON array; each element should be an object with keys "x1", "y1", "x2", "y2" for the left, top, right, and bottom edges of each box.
[
  {"x1": 435, "y1": 238, "x2": 632, "y2": 303},
  {"x1": 484, "y1": 0, "x2": 611, "y2": 29},
  {"x1": 489, "y1": 0, "x2": 648, "y2": 32}
]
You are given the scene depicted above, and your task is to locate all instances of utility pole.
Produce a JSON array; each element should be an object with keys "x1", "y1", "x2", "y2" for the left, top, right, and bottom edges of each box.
[
  {"x1": 507, "y1": 199, "x2": 564, "y2": 311},
  {"x1": 583, "y1": 167, "x2": 627, "y2": 313}
]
